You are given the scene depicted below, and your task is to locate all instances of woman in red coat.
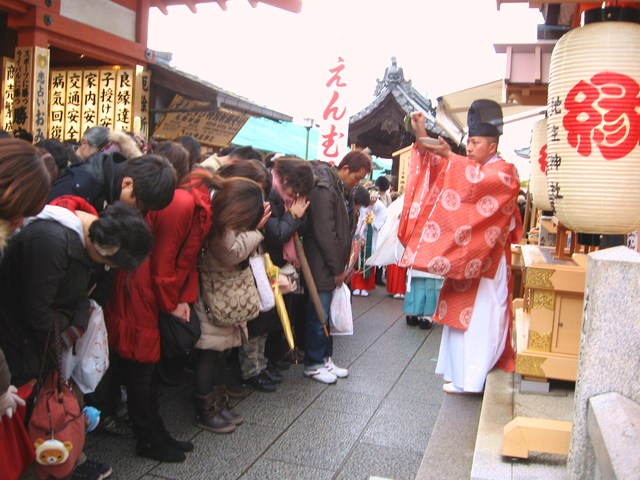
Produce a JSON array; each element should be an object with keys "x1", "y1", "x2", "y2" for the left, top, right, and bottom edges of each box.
[{"x1": 106, "y1": 164, "x2": 213, "y2": 463}]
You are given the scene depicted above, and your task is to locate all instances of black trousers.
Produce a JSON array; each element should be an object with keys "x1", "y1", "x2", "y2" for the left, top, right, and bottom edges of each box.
[{"x1": 113, "y1": 354, "x2": 164, "y2": 445}]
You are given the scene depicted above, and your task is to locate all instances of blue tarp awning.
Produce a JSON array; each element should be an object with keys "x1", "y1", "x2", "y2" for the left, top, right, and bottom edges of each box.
[
  {"x1": 232, "y1": 117, "x2": 319, "y2": 159},
  {"x1": 232, "y1": 117, "x2": 391, "y2": 180}
]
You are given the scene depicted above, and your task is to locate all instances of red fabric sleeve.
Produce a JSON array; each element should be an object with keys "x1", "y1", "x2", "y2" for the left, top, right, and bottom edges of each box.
[{"x1": 148, "y1": 190, "x2": 196, "y2": 313}]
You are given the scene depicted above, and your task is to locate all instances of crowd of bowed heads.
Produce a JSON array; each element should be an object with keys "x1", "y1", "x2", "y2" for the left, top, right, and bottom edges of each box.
[{"x1": 0, "y1": 125, "x2": 389, "y2": 478}]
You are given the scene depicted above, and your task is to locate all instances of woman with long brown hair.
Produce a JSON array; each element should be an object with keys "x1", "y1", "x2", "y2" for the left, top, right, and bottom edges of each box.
[
  {"x1": 191, "y1": 171, "x2": 270, "y2": 434},
  {"x1": 0, "y1": 139, "x2": 50, "y2": 431},
  {"x1": 0, "y1": 139, "x2": 51, "y2": 245},
  {"x1": 154, "y1": 141, "x2": 190, "y2": 183}
]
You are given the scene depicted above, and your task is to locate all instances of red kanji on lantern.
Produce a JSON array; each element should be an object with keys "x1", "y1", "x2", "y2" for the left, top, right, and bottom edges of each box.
[
  {"x1": 538, "y1": 144, "x2": 548, "y2": 174},
  {"x1": 563, "y1": 71, "x2": 640, "y2": 160}
]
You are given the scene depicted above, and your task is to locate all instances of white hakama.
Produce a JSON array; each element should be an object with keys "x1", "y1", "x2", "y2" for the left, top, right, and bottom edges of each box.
[{"x1": 435, "y1": 254, "x2": 510, "y2": 393}]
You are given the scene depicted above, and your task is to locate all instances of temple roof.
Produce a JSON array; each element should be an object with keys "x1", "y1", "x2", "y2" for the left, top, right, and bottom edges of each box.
[
  {"x1": 348, "y1": 57, "x2": 454, "y2": 159},
  {"x1": 148, "y1": 62, "x2": 292, "y2": 122}
]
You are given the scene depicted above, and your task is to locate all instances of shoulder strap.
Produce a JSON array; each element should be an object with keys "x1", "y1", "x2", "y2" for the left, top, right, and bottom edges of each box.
[{"x1": 33, "y1": 317, "x2": 64, "y2": 398}]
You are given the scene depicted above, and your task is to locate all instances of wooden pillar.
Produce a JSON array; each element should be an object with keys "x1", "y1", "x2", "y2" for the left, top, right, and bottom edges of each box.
[
  {"x1": 136, "y1": 0, "x2": 150, "y2": 46},
  {"x1": 11, "y1": 45, "x2": 50, "y2": 142}
]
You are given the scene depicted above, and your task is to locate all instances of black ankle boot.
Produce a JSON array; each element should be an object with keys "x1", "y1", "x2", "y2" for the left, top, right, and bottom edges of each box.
[
  {"x1": 162, "y1": 432, "x2": 194, "y2": 452},
  {"x1": 261, "y1": 367, "x2": 284, "y2": 384},
  {"x1": 418, "y1": 316, "x2": 433, "y2": 330},
  {"x1": 137, "y1": 439, "x2": 186, "y2": 463},
  {"x1": 406, "y1": 315, "x2": 419, "y2": 326}
]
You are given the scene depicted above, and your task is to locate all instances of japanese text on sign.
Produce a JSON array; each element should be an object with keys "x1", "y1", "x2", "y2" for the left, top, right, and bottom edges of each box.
[
  {"x1": 49, "y1": 67, "x2": 136, "y2": 141},
  {"x1": 32, "y1": 50, "x2": 50, "y2": 143},
  {"x1": 318, "y1": 57, "x2": 349, "y2": 162},
  {"x1": 133, "y1": 71, "x2": 150, "y2": 138},
  {"x1": 12, "y1": 47, "x2": 32, "y2": 132},
  {"x1": 153, "y1": 94, "x2": 249, "y2": 147},
  {"x1": 1, "y1": 58, "x2": 15, "y2": 132}
]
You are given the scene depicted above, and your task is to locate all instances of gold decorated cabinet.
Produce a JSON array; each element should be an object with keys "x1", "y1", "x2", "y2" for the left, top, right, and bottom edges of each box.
[{"x1": 514, "y1": 245, "x2": 587, "y2": 382}]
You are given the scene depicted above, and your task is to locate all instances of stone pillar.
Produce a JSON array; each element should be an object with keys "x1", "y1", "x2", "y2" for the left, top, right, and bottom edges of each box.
[{"x1": 568, "y1": 246, "x2": 640, "y2": 479}]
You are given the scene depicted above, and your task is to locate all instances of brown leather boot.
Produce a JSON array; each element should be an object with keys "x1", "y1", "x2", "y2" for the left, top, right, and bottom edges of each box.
[
  {"x1": 194, "y1": 392, "x2": 236, "y2": 434},
  {"x1": 212, "y1": 386, "x2": 244, "y2": 426}
]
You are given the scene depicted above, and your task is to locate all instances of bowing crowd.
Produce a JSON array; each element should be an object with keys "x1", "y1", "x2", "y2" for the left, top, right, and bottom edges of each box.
[
  {"x1": 0, "y1": 126, "x2": 411, "y2": 479},
  {"x1": 1, "y1": 99, "x2": 520, "y2": 480}
]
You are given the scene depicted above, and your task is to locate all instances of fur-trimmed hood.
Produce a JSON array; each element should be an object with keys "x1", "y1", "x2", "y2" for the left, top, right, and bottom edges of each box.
[
  {"x1": 0, "y1": 219, "x2": 10, "y2": 252},
  {"x1": 103, "y1": 130, "x2": 142, "y2": 160}
]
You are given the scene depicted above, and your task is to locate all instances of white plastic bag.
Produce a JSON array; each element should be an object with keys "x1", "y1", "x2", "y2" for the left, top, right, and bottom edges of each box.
[
  {"x1": 249, "y1": 254, "x2": 276, "y2": 312},
  {"x1": 329, "y1": 283, "x2": 353, "y2": 336},
  {"x1": 62, "y1": 300, "x2": 110, "y2": 394}
]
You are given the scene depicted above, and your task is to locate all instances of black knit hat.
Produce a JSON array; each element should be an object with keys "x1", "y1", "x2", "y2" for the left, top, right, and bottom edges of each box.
[{"x1": 467, "y1": 99, "x2": 503, "y2": 137}]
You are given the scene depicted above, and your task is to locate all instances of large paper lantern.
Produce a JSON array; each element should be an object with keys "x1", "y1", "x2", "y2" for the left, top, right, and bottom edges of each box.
[
  {"x1": 546, "y1": 16, "x2": 640, "y2": 234},
  {"x1": 529, "y1": 117, "x2": 552, "y2": 211}
]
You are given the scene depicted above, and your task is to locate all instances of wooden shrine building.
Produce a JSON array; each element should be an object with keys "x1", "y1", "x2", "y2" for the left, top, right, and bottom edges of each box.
[{"x1": 348, "y1": 57, "x2": 458, "y2": 192}]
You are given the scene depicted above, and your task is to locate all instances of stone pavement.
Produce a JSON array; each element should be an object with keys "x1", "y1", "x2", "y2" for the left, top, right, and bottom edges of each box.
[{"x1": 85, "y1": 286, "x2": 450, "y2": 480}]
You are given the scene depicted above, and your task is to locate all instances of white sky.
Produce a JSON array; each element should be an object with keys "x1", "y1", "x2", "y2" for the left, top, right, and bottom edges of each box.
[{"x1": 148, "y1": 0, "x2": 547, "y2": 178}]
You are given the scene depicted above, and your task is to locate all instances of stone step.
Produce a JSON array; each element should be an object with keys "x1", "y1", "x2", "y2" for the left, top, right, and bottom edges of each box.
[
  {"x1": 415, "y1": 386, "x2": 483, "y2": 480},
  {"x1": 470, "y1": 369, "x2": 514, "y2": 480},
  {"x1": 470, "y1": 369, "x2": 573, "y2": 480}
]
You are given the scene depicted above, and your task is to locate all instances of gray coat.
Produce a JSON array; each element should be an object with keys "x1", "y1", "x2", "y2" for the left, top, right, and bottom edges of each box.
[{"x1": 303, "y1": 162, "x2": 354, "y2": 292}]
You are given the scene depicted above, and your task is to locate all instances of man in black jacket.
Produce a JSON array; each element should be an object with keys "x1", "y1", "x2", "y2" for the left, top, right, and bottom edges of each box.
[
  {"x1": 50, "y1": 153, "x2": 176, "y2": 214},
  {"x1": 302, "y1": 151, "x2": 371, "y2": 384}
]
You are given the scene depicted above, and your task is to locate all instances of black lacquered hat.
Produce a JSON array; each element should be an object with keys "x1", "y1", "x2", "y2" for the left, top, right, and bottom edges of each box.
[{"x1": 467, "y1": 99, "x2": 503, "y2": 137}]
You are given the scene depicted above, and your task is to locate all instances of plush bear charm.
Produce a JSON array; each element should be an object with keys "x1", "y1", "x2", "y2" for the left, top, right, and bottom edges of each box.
[{"x1": 34, "y1": 438, "x2": 73, "y2": 465}]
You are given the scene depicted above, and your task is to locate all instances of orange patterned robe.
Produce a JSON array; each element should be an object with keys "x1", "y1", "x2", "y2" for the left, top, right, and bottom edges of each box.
[{"x1": 398, "y1": 144, "x2": 522, "y2": 371}]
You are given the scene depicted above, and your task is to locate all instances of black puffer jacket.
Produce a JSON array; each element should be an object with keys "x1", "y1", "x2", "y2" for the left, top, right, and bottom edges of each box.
[
  {"x1": 0, "y1": 219, "x2": 92, "y2": 386},
  {"x1": 49, "y1": 151, "x2": 126, "y2": 213}
]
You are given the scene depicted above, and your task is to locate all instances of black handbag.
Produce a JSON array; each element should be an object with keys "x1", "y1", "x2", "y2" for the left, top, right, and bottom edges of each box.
[
  {"x1": 158, "y1": 308, "x2": 201, "y2": 359},
  {"x1": 158, "y1": 232, "x2": 202, "y2": 358}
]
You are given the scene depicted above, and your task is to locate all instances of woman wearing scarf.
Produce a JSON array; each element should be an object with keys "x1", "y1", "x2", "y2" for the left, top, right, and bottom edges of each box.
[{"x1": 245, "y1": 158, "x2": 314, "y2": 387}]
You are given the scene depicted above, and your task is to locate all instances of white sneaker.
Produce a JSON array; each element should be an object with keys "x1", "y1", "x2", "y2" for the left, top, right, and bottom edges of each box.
[
  {"x1": 360, "y1": 290, "x2": 369, "y2": 297},
  {"x1": 304, "y1": 366, "x2": 337, "y2": 384},
  {"x1": 393, "y1": 293, "x2": 401, "y2": 299},
  {"x1": 324, "y1": 357, "x2": 349, "y2": 378},
  {"x1": 352, "y1": 289, "x2": 361, "y2": 296}
]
